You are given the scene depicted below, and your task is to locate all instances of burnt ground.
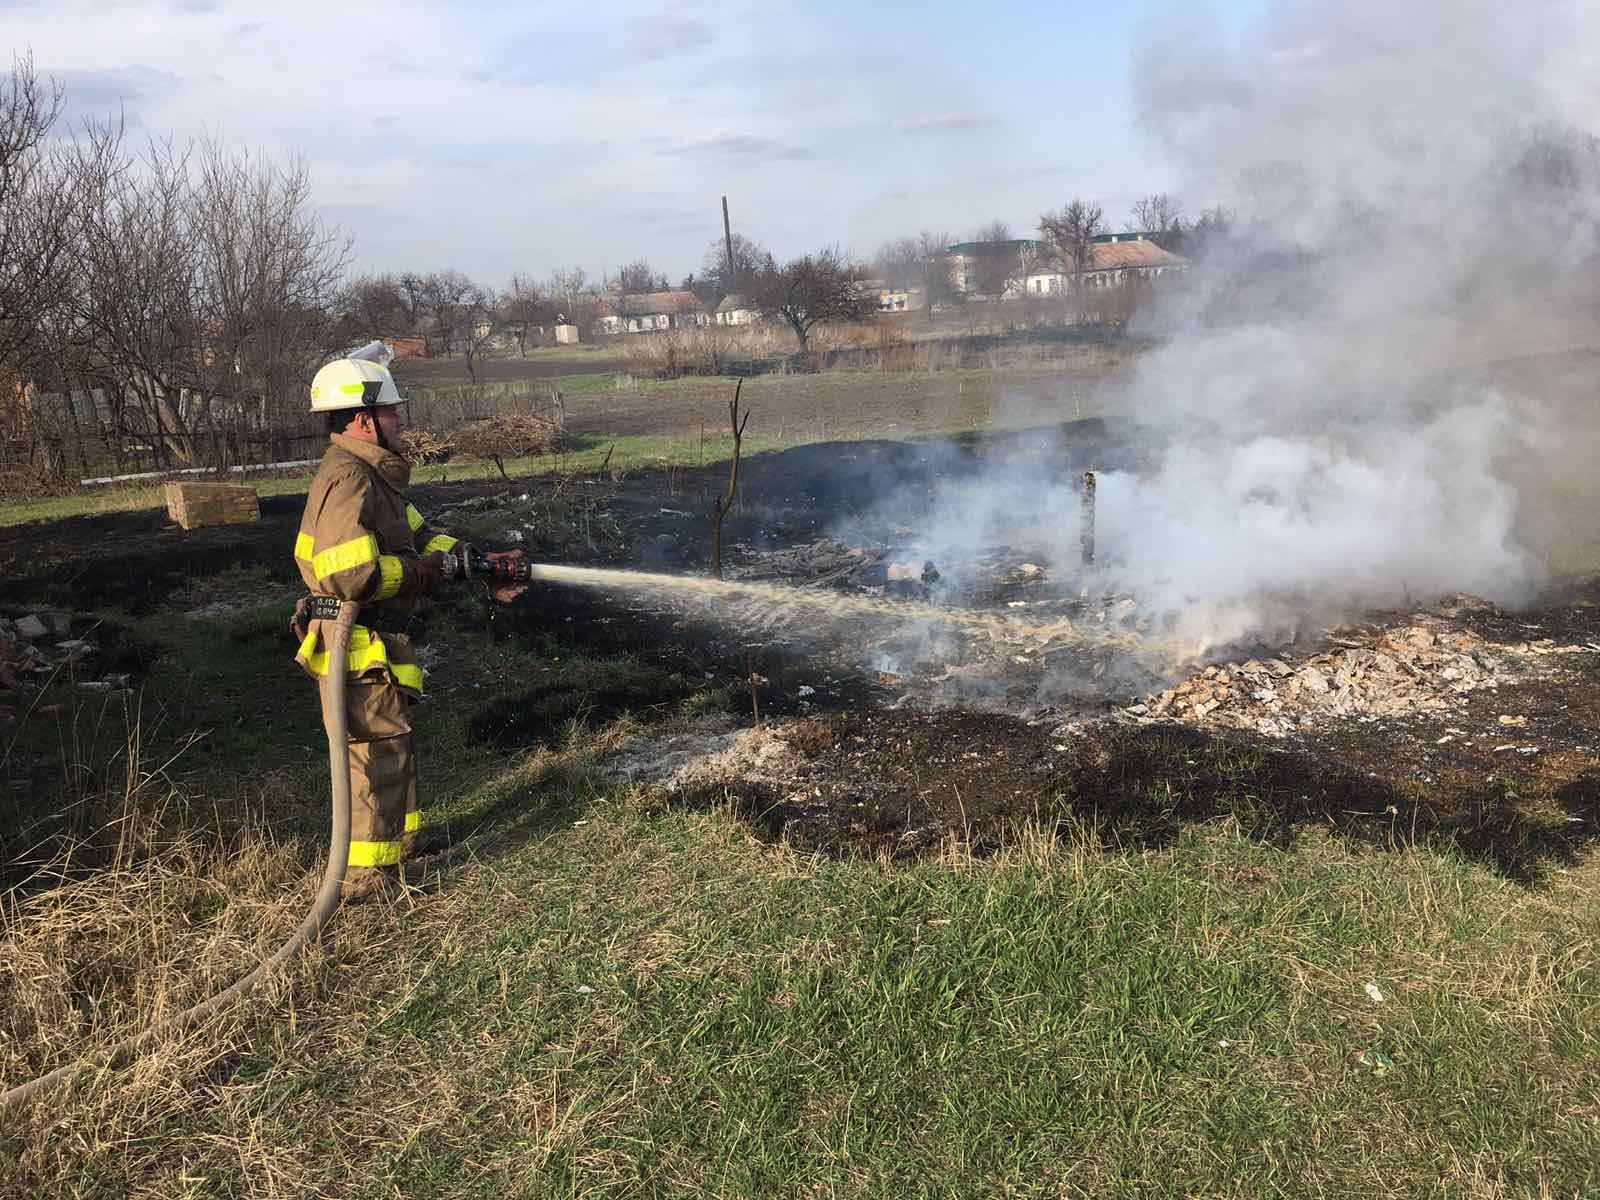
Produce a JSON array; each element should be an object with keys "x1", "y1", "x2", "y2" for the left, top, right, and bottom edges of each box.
[{"x1": 3, "y1": 420, "x2": 1598, "y2": 881}]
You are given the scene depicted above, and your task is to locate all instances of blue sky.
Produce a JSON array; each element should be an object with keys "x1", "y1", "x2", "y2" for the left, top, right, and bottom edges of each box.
[{"x1": 8, "y1": 0, "x2": 1265, "y2": 284}]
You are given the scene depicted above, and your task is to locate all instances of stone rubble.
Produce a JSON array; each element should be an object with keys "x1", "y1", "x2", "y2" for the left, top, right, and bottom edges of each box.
[
  {"x1": 0, "y1": 610, "x2": 133, "y2": 718},
  {"x1": 1121, "y1": 610, "x2": 1598, "y2": 738}
]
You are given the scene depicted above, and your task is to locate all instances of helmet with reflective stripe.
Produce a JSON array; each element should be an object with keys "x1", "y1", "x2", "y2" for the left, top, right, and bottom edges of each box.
[{"x1": 309, "y1": 358, "x2": 405, "y2": 413}]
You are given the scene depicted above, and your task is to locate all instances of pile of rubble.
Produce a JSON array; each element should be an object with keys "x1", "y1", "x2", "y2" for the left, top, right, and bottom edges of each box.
[
  {"x1": 1122, "y1": 612, "x2": 1596, "y2": 738},
  {"x1": 0, "y1": 611, "x2": 131, "y2": 715}
]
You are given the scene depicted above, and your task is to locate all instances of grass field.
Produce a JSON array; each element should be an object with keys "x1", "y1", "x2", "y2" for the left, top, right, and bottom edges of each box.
[
  {"x1": 2, "y1": 350, "x2": 1597, "y2": 1197},
  {"x1": 0, "y1": 589, "x2": 1594, "y2": 1197}
]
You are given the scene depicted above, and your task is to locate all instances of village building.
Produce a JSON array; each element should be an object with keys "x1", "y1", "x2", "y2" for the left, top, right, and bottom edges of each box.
[
  {"x1": 596, "y1": 290, "x2": 710, "y2": 335},
  {"x1": 1013, "y1": 233, "x2": 1189, "y2": 296},
  {"x1": 858, "y1": 279, "x2": 925, "y2": 313},
  {"x1": 714, "y1": 294, "x2": 758, "y2": 326},
  {"x1": 949, "y1": 233, "x2": 1188, "y2": 299}
]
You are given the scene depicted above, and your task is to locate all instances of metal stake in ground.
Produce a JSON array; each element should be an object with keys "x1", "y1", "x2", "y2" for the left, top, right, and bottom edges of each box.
[{"x1": 1081, "y1": 470, "x2": 1097, "y2": 567}]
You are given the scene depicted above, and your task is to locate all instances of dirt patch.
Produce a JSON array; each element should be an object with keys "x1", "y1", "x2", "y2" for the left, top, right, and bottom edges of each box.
[
  {"x1": 468, "y1": 671, "x2": 701, "y2": 751},
  {"x1": 617, "y1": 708, "x2": 1599, "y2": 879}
]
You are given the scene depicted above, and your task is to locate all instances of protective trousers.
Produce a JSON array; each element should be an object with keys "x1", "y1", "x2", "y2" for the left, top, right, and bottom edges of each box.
[{"x1": 336, "y1": 673, "x2": 420, "y2": 890}]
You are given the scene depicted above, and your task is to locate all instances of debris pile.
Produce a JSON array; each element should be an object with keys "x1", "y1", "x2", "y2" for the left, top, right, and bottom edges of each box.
[
  {"x1": 1123, "y1": 611, "x2": 1598, "y2": 738},
  {"x1": 727, "y1": 539, "x2": 870, "y2": 588},
  {"x1": 0, "y1": 612, "x2": 131, "y2": 717}
]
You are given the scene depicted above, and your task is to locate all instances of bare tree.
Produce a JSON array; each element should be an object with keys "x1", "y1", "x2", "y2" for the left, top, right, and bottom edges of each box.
[
  {"x1": 747, "y1": 247, "x2": 874, "y2": 358},
  {"x1": 874, "y1": 230, "x2": 958, "y2": 315},
  {"x1": 67, "y1": 132, "x2": 208, "y2": 465},
  {"x1": 1039, "y1": 199, "x2": 1105, "y2": 281},
  {"x1": 0, "y1": 53, "x2": 69, "y2": 380},
  {"x1": 958, "y1": 219, "x2": 1024, "y2": 296},
  {"x1": 915, "y1": 231, "x2": 959, "y2": 315},
  {"x1": 1130, "y1": 194, "x2": 1184, "y2": 243},
  {"x1": 700, "y1": 233, "x2": 766, "y2": 303},
  {"x1": 189, "y1": 140, "x2": 350, "y2": 447},
  {"x1": 873, "y1": 237, "x2": 923, "y2": 288},
  {"x1": 501, "y1": 273, "x2": 552, "y2": 355},
  {"x1": 546, "y1": 266, "x2": 587, "y2": 316},
  {"x1": 615, "y1": 258, "x2": 667, "y2": 296},
  {"x1": 343, "y1": 274, "x2": 413, "y2": 340},
  {"x1": 1168, "y1": 205, "x2": 1233, "y2": 260},
  {"x1": 407, "y1": 269, "x2": 478, "y2": 357},
  {"x1": 458, "y1": 284, "x2": 499, "y2": 383},
  {"x1": 970, "y1": 218, "x2": 1012, "y2": 243}
]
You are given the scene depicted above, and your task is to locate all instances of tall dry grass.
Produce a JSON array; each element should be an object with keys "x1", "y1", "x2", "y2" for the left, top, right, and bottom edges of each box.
[{"x1": 0, "y1": 699, "x2": 342, "y2": 1193}]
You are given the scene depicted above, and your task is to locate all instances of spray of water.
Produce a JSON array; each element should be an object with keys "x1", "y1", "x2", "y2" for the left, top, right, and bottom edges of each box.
[{"x1": 528, "y1": 562, "x2": 1142, "y2": 647}]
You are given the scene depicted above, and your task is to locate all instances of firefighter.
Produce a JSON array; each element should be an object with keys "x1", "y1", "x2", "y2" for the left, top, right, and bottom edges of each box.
[{"x1": 291, "y1": 355, "x2": 519, "y2": 902}]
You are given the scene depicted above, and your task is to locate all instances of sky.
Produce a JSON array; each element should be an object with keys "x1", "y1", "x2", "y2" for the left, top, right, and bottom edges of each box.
[{"x1": 4, "y1": 0, "x2": 1265, "y2": 285}]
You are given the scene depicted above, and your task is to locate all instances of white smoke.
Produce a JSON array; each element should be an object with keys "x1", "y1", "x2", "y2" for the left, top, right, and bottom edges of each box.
[{"x1": 859, "y1": 0, "x2": 1598, "y2": 682}]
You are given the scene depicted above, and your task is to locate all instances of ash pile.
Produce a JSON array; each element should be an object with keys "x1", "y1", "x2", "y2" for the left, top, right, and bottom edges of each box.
[{"x1": 1121, "y1": 595, "x2": 1600, "y2": 738}]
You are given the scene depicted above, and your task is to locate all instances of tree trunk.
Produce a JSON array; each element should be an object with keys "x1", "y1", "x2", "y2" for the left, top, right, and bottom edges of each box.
[{"x1": 788, "y1": 315, "x2": 809, "y2": 359}]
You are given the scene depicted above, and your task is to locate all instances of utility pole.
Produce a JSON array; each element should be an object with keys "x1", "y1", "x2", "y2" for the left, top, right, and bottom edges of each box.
[{"x1": 722, "y1": 195, "x2": 737, "y2": 293}]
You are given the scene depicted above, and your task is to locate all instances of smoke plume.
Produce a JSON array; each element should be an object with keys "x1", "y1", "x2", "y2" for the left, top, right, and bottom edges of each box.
[{"x1": 864, "y1": 0, "x2": 1600, "y2": 687}]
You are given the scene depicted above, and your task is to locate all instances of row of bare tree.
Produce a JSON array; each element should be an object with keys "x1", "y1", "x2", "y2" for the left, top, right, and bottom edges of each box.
[{"x1": 0, "y1": 55, "x2": 350, "y2": 479}]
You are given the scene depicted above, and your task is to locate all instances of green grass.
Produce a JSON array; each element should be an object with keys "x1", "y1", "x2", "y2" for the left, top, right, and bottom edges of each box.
[{"x1": 3, "y1": 569, "x2": 1597, "y2": 1197}]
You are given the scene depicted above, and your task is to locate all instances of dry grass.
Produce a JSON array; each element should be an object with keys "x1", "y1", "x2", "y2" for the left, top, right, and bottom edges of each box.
[{"x1": 450, "y1": 414, "x2": 567, "y2": 461}]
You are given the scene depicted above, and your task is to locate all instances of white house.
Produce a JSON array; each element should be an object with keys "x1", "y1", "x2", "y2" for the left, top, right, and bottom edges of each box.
[
  {"x1": 714, "y1": 294, "x2": 758, "y2": 326},
  {"x1": 858, "y1": 279, "x2": 925, "y2": 313},
  {"x1": 597, "y1": 290, "x2": 710, "y2": 335},
  {"x1": 1014, "y1": 234, "x2": 1189, "y2": 296}
]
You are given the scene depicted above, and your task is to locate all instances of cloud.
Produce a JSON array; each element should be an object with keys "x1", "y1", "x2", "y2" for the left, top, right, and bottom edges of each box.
[
  {"x1": 660, "y1": 134, "x2": 814, "y2": 164},
  {"x1": 895, "y1": 112, "x2": 999, "y2": 134},
  {"x1": 624, "y1": 9, "x2": 714, "y2": 62},
  {"x1": 233, "y1": 19, "x2": 266, "y2": 35},
  {"x1": 50, "y1": 65, "x2": 183, "y2": 129},
  {"x1": 172, "y1": 0, "x2": 219, "y2": 11}
]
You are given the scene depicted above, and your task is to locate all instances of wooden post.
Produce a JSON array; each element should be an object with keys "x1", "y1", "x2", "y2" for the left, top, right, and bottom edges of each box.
[
  {"x1": 1080, "y1": 470, "x2": 1096, "y2": 566},
  {"x1": 708, "y1": 379, "x2": 749, "y2": 579}
]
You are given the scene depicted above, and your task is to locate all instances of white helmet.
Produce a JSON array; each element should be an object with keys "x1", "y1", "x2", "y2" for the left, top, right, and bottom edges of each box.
[{"x1": 309, "y1": 357, "x2": 405, "y2": 413}]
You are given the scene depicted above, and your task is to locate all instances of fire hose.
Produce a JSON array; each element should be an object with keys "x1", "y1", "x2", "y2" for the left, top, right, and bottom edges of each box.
[
  {"x1": 1, "y1": 549, "x2": 538, "y2": 1108},
  {"x1": 2, "y1": 601, "x2": 362, "y2": 1109}
]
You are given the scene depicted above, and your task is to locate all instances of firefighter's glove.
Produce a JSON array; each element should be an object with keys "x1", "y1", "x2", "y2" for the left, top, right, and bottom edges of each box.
[
  {"x1": 289, "y1": 596, "x2": 312, "y2": 644},
  {"x1": 484, "y1": 549, "x2": 528, "y2": 604},
  {"x1": 414, "y1": 551, "x2": 448, "y2": 596}
]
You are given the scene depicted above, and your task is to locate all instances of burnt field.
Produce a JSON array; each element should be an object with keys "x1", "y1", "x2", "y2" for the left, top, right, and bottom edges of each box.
[{"x1": 4, "y1": 412, "x2": 1598, "y2": 883}]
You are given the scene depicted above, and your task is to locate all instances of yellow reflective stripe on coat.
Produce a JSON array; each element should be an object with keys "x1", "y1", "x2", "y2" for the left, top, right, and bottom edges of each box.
[
  {"x1": 296, "y1": 626, "x2": 424, "y2": 693},
  {"x1": 311, "y1": 533, "x2": 379, "y2": 580},
  {"x1": 406, "y1": 504, "x2": 425, "y2": 532},
  {"x1": 423, "y1": 534, "x2": 458, "y2": 554},
  {"x1": 404, "y1": 810, "x2": 420, "y2": 833},
  {"x1": 294, "y1": 532, "x2": 315, "y2": 563},
  {"x1": 375, "y1": 554, "x2": 405, "y2": 600},
  {"x1": 348, "y1": 839, "x2": 401, "y2": 867}
]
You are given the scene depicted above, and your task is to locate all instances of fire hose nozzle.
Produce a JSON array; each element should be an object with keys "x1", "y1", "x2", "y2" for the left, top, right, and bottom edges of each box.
[{"x1": 439, "y1": 545, "x2": 535, "y2": 584}]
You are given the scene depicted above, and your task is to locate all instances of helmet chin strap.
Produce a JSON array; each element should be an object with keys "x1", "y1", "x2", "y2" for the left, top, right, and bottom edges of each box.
[{"x1": 364, "y1": 403, "x2": 391, "y2": 453}]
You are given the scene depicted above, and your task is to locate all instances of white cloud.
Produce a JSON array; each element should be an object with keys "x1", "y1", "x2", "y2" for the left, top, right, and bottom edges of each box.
[{"x1": 894, "y1": 112, "x2": 999, "y2": 134}]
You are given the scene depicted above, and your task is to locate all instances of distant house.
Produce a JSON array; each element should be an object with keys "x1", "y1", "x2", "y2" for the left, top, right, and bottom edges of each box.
[
  {"x1": 946, "y1": 239, "x2": 1037, "y2": 297},
  {"x1": 382, "y1": 335, "x2": 429, "y2": 360},
  {"x1": 597, "y1": 290, "x2": 710, "y2": 335},
  {"x1": 858, "y1": 279, "x2": 925, "y2": 313},
  {"x1": 1014, "y1": 233, "x2": 1189, "y2": 296},
  {"x1": 714, "y1": 294, "x2": 759, "y2": 326}
]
